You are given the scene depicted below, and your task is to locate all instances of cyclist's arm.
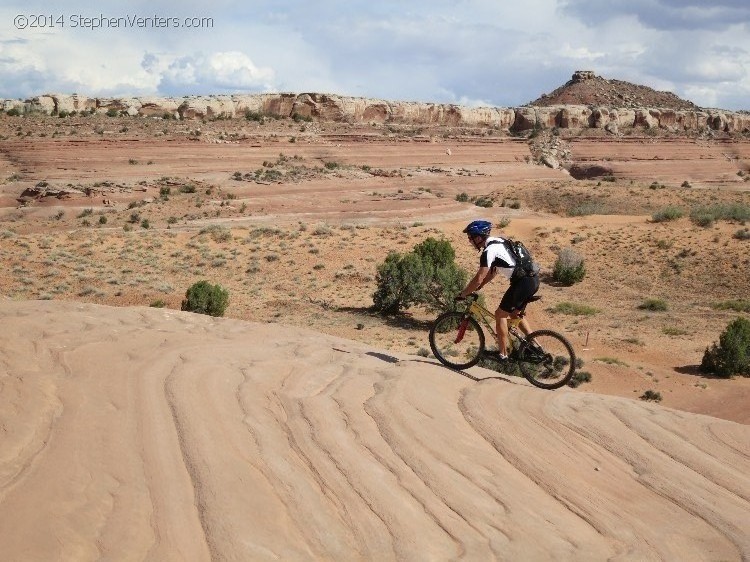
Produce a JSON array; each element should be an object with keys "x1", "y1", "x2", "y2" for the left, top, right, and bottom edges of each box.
[
  {"x1": 459, "y1": 266, "x2": 492, "y2": 298},
  {"x1": 477, "y1": 267, "x2": 497, "y2": 291}
]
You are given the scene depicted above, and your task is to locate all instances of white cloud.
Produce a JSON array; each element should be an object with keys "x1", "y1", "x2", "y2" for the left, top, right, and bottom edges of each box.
[
  {"x1": 558, "y1": 43, "x2": 606, "y2": 61},
  {"x1": 153, "y1": 51, "x2": 275, "y2": 94},
  {"x1": 454, "y1": 95, "x2": 494, "y2": 108},
  {"x1": 0, "y1": 1, "x2": 748, "y2": 110}
]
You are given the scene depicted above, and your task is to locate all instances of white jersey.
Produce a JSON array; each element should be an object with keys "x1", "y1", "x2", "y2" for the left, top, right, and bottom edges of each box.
[{"x1": 480, "y1": 237, "x2": 516, "y2": 280}]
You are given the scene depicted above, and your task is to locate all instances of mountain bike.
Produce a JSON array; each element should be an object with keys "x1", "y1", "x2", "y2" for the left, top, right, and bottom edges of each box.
[{"x1": 428, "y1": 293, "x2": 576, "y2": 390}]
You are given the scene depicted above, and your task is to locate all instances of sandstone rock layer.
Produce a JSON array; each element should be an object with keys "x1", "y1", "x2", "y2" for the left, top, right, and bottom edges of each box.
[
  {"x1": 8, "y1": 92, "x2": 749, "y2": 133},
  {"x1": 1, "y1": 300, "x2": 749, "y2": 561}
]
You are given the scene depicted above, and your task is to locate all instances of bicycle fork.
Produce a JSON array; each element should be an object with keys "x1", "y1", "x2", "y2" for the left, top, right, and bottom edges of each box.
[{"x1": 454, "y1": 316, "x2": 471, "y2": 344}]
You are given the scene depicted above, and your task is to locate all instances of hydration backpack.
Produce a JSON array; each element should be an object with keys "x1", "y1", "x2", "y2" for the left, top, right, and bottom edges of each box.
[
  {"x1": 505, "y1": 239, "x2": 537, "y2": 278},
  {"x1": 487, "y1": 238, "x2": 538, "y2": 278}
]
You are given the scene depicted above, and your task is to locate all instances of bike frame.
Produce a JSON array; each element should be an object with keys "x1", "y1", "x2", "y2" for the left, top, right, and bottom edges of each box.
[
  {"x1": 465, "y1": 299, "x2": 525, "y2": 348},
  {"x1": 431, "y1": 293, "x2": 576, "y2": 389}
]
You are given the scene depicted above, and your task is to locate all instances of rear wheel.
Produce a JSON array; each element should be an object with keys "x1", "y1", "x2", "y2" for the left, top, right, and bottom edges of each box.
[
  {"x1": 429, "y1": 312, "x2": 485, "y2": 370},
  {"x1": 518, "y1": 330, "x2": 576, "y2": 389}
]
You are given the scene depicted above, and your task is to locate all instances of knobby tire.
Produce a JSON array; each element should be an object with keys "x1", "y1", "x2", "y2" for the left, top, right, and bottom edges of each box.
[
  {"x1": 517, "y1": 329, "x2": 576, "y2": 390},
  {"x1": 429, "y1": 312, "x2": 485, "y2": 370}
]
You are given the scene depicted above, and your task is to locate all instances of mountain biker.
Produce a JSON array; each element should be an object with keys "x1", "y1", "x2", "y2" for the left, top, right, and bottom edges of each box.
[{"x1": 456, "y1": 220, "x2": 539, "y2": 361}]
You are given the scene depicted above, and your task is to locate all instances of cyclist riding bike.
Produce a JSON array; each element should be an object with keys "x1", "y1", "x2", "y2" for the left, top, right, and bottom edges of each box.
[{"x1": 456, "y1": 220, "x2": 539, "y2": 361}]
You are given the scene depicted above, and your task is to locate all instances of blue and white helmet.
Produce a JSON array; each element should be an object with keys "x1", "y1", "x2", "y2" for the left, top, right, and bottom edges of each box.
[{"x1": 462, "y1": 220, "x2": 492, "y2": 236}]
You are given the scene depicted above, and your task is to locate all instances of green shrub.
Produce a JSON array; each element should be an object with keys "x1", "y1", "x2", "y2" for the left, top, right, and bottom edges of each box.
[
  {"x1": 700, "y1": 317, "x2": 750, "y2": 377},
  {"x1": 690, "y1": 204, "x2": 750, "y2": 227},
  {"x1": 640, "y1": 390, "x2": 662, "y2": 402},
  {"x1": 552, "y1": 247, "x2": 586, "y2": 285},
  {"x1": 638, "y1": 298, "x2": 668, "y2": 311},
  {"x1": 199, "y1": 224, "x2": 232, "y2": 242},
  {"x1": 568, "y1": 202, "x2": 606, "y2": 216},
  {"x1": 106, "y1": 108, "x2": 118, "y2": 117},
  {"x1": 245, "y1": 109, "x2": 264, "y2": 122},
  {"x1": 474, "y1": 196, "x2": 494, "y2": 208},
  {"x1": 596, "y1": 356, "x2": 628, "y2": 366},
  {"x1": 568, "y1": 371, "x2": 592, "y2": 388},
  {"x1": 550, "y1": 302, "x2": 599, "y2": 315},
  {"x1": 713, "y1": 300, "x2": 750, "y2": 313},
  {"x1": 651, "y1": 206, "x2": 683, "y2": 222},
  {"x1": 150, "y1": 299, "x2": 166, "y2": 308},
  {"x1": 455, "y1": 192, "x2": 469, "y2": 202},
  {"x1": 655, "y1": 239, "x2": 673, "y2": 249},
  {"x1": 372, "y1": 237, "x2": 467, "y2": 314},
  {"x1": 734, "y1": 228, "x2": 750, "y2": 240},
  {"x1": 181, "y1": 281, "x2": 229, "y2": 317},
  {"x1": 292, "y1": 112, "x2": 312, "y2": 122},
  {"x1": 690, "y1": 211, "x2": 714, "y2": 228}
]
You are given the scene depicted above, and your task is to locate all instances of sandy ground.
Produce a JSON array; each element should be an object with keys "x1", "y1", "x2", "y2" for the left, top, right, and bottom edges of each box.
[{"x1": 1, "y1": 113, "x2": 749, "y2": 559}]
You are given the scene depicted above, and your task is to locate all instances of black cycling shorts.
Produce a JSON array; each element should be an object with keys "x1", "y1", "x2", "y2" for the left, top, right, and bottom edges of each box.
[{"x1": 499, "y1": 275, "x2": 539, "y2": 313}]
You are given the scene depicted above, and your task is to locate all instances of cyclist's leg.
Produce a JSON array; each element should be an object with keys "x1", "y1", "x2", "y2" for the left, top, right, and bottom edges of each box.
[
  {"x1": 497, "y1": 281, "x2": 526, "y2": 355},
  {"x1": 518, "y1": 275, "x2": 540, "y2": 335},
  {"x1": 498, "y1": 276, "x2": 539, "y2": 345},
  {"x1": 494, "y1": 307, "x2": 511, "y2": 356}
]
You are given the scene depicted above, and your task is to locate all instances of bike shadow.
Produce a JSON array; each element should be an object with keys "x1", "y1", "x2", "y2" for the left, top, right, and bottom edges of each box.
[{"x1": 409, "y1": 358, "x2": 522, "y2": 385}]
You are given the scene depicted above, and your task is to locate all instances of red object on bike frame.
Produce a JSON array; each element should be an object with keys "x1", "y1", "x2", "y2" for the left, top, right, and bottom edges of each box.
[{"x1": 454, "y1": 319, "x2": 469, "y2": 343}]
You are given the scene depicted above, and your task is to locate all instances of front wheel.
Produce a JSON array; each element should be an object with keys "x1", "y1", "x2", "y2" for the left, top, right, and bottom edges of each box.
[
  {"x1": 517, "y1": 330, "x2": 576, "y2": 390},
  {"x1": 429, "y1": 312, "x2": 485, "y2": 370}
]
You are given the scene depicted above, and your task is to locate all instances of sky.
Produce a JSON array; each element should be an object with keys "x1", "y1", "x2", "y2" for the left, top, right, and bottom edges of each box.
[{"x1": 0, "y1": 0, "x2": 748, "y2": 110}]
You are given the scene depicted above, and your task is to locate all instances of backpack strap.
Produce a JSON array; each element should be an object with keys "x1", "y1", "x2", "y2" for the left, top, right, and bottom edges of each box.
[{"x1": 483, "y1": 239, "x2": 515, "y2": 270}]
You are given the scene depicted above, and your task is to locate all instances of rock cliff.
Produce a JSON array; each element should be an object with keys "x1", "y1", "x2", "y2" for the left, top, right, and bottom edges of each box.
[{"x1": 3, "y1": 80, "x2": 749, "y2": 134}]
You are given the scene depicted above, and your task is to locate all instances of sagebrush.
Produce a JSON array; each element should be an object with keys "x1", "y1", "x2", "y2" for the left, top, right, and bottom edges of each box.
[
  {"x1": 552, "y1": 247, "x2": 586, "y2": 285},
  {"x1": 700, "y1": 317, "x2": 750, "y2": 377},
  {"x1": 372, "y1": 237, "x2": 466, "y2": 314},
  {"x1": 181, "y1": 280, "x2": 229, "y2": 317}
]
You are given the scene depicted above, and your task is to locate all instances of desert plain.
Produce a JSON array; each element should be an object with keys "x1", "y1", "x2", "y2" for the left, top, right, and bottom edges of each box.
[{"x1": 1, "y1": 109, "x2": 749, "y2": 560}]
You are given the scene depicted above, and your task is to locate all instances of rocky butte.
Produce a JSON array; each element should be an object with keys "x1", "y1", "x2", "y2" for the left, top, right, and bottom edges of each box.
[{"x1": 2, "y1": 72, "x2": 748, "y2": 134}]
